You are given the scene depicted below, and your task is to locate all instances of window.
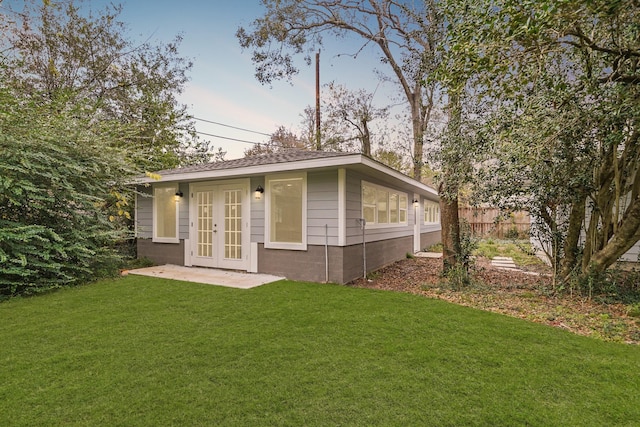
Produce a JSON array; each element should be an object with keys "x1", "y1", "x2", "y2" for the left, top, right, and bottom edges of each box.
[
  {"x1": 362, "y1": 184, "x2": 376, "y2": 224},
  {"x1": 266, "y1": 173, "x2": 307, "y2": 250},
  {"x1": 399, "y1": 195, "x2": 407, "y2": 223},
  {"x1": 153, "y1": 184, "x2": 179, "y2": 243},
  {"x1": 424, "y1": 200, "x2": 440, "y2": 224},
  {"x1": 361, "y1": 181, "x2": 408, "y2": 226}
]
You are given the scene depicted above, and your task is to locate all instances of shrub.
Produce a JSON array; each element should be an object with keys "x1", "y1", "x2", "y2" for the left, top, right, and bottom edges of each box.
[
  {"x1": 505, "y1": 226, "x2": 520, "y2": 240},
  {"x1": 0, "y1": 86, "x2": 135, "y2": 298}
]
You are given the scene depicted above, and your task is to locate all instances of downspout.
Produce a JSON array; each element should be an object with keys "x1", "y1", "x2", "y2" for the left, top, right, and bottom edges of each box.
[
  {"x1": 357, "y1": 218, "x2": 367, "y2": 279},
  {"x1": 325, "y1": 224, "x2": 329, "y2": 283}
]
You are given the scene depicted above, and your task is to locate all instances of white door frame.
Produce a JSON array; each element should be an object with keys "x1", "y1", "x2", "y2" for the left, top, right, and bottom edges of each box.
[
  {"x1": 188, "y1": 179, "x2": 251, "y2": 271},
  {"x1": 413, "y1": 194, "x2": 421, "y2": 253}
]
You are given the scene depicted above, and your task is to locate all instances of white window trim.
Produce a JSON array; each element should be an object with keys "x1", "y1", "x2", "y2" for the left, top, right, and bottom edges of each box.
[
  {"x1": 424, "y1": 199, "x2": 441, "y2": 225},
  {"x1": 152, "y1": 183, "x2": 180, "y2": 244},
  {"x1": 362, "y1": 181, "x2": 409, "y2": 228},
  {"x1": 264, "y1": 172, "x2": 307, "y2": 250}
]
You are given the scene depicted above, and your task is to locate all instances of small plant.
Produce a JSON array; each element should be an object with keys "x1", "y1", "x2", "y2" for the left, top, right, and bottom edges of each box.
[
  {"x1": 627, "y1": 304, "x2": 640, "y2": 318},
  {"x1": 442, "y1": 264, "x2": 473, "y2": 290},
  {"x1": 366, "y1": 271, "x2": 380, "y2": 281},
  {"x1": 505, "y1": 226, "x2": 520, "y2": 240},
  {"x1": 458, "y1": 219, "x2": 478, "y2": 271},
  {"x1": 123, "y1": 257, "x2": 156, "y2": 270},
  {"x1": 406, "y1": 252, "x2": 416, "y2": 259},
  {"x1": 425, "y1": 243, "x2": 443, "y2": 253}
]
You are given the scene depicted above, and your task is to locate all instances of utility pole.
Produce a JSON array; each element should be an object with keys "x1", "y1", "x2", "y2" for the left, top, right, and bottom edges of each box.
[{"x1": 315, "y1": 50, "x2": 321, "y2": 150}]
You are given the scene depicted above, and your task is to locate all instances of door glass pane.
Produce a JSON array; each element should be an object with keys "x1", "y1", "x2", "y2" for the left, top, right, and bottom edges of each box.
[
  {"x1": 197, "y1": 191, "x2": 213, "y2": 257},
  {"x1": 224, "y1": 189, "x2": 242, "y2": 259}
]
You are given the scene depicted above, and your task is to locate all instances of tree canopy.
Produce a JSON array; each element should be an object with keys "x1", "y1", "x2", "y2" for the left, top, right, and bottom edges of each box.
[
  {"x1": 443, "y1": 0, "x2": 640, "y2": 280},
  {"x1": 1, "y1": 0, "x2": 211, "y2": 171},
  {"x1": 237, "y1": 0, "x2": 446, "y2": 179},
  {"x1": 0, "y1": 0, "x2": 208, "y2": 297}
]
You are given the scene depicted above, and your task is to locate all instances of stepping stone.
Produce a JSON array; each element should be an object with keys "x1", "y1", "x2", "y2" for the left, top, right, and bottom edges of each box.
[{"x1": 491, "y1": 256, "x2": 518, "y2": 269}]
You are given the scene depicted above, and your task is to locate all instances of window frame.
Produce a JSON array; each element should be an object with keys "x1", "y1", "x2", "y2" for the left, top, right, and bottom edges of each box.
[
  {"x1": 361, "y1": 181, "x2": 409, "y2": 228},
  {"x1": 264, "y1": 172, "x2": 307, "y2": 250},
  {"x1": 152, "y1": 183, "x2": 180, "y2": 244},
  {"x1": 423, "y1": 199, "x2": 441, "y2": 225}
]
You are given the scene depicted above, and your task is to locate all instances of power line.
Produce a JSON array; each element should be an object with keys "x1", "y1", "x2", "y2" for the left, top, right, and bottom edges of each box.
[
  {"x1": 195, "y1": 130, "x2": 264, "y2": 145},
  {"x1": 193, "y1": 117, "x2": 271, "y2": 136}
]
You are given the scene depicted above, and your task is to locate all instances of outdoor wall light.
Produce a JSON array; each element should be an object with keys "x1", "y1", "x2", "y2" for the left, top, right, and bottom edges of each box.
[
  {"x1": 413, "y1": 199, "x2": 420, "y2": 207},
  {"x1": 174, "y1": 190, "x2": 183, "y2": 202},
  {"x1": 254, "y1": 185, "x2": 264, "y2": 200}
]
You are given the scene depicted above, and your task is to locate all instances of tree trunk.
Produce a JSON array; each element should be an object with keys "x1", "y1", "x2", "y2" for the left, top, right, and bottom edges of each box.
[
  {"x1": 538, "y1": 204, "x2": 562, "y2": 275},
  {"x1": 560, "y1": 196, "x2": 586, "y2": 279},
  {"x1": 585, "y1": 197, "x2": 640, "y2": 275},
  {"x1": 411, "y1": 93, "x2": 424, "y2": 181},
  {"x1": 361, "y1": 119, "x2": 371, "y2": 156},
  {"x1": 439, "y1": 181, "x2": 460, "y2": 273}
]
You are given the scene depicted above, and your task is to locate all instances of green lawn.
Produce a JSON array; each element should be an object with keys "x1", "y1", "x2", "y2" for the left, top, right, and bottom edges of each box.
[{"x1": 1, "y1": 277, "x2": 639, "y2": 426}]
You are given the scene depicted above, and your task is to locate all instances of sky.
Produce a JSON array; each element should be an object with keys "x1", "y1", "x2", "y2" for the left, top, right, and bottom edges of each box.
[
  {"x1": 92, "y1": 0, "x2": 403, "y2": 159},
  {"x1": 1, "y1": 0, "x2": 406, "y2": 159}
]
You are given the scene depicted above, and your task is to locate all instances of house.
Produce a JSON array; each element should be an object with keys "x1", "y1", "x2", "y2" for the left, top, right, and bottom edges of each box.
[{"x1": 134, "y1": 150, "x2": 441, "y2": 284}]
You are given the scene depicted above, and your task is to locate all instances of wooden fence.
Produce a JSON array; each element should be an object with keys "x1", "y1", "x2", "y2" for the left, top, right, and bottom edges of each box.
[{"x1": 458, "y1": 207, "x2": 531, "y2": 239}]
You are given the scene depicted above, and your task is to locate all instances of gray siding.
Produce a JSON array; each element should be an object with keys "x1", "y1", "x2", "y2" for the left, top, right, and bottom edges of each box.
[
  {"x1": 307, "y1": 170, "x2": 339, "y2": 246},
  {"x1": 136, "y1": 183, "x2": 188, "y2": 240},
  {"x1": 345, "y1": 169, "x2": 364, "y2": 245},
  {"x1": 136, "y1": 186, "x2": 153, "y2": 239},
  {"x1": 249, "y1": 171, "x2": 340, "y2": 246},
  {"x1": 250, "y1": 176, "x2": 265, "y2": 243},
  {"x1": 178, "y1": 182, "x2": 189, "y2": 240},
  {"x1": 345, "y1": 169, "x2": 415, "y2": 246}
]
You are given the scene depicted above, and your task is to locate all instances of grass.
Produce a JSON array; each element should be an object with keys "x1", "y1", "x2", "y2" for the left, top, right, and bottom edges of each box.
[{"x1": 1, "y1": 276, "x2": 639, "y2": 426}]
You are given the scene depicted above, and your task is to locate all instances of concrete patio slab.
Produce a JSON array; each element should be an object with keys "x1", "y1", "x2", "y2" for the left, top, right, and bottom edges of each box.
[{"x1": 127, "y1": 265, "x2": 284, "y2": 289}]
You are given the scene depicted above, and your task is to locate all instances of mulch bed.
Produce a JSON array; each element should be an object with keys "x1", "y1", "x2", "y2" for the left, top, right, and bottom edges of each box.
[{"x1": 349, "y1": 257, "x2": 640, "y2": 344}]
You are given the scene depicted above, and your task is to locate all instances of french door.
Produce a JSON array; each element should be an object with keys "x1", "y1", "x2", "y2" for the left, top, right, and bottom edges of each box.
[{"x1": 189, "y1": 181, "x2": 249, "y2": 270}]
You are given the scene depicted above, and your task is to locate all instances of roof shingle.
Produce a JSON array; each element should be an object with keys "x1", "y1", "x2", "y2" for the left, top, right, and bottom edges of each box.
[{"x1": 153, "y1": 150, "x2": 354, "y2": 176}]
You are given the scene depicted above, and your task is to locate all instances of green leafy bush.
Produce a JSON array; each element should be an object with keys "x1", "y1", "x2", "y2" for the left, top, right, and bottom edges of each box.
[{"x1": 0, "y1": 86, "x2": 136, "y2": 299}]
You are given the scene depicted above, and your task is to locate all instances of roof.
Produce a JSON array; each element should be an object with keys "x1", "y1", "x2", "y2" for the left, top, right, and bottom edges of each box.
[
  {"x1": 153, "y1": 150, "x2": 352, "y2": 176},
  {"x1": 136, "y1": 149, "x2": 438, "y2": 198}
]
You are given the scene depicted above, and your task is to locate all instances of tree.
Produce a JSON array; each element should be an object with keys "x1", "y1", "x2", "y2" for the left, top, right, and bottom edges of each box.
[
  {"x1": 0, "y1": 76, "x2": 137, "y2": 298},
  {"x1": 373, "y1": 148, "x2": 411, "y2": 174},
  {"x1": 299, "y1": 104, "x2": 346, "y2": 152},
  {"x1": 244, "y1": 126, "x2": 308, "y2": 157},
  {"x1": 0, "y1": 0, "x2": 211, "y2": 297},
  {"x1": 323, "y1": 82, "x2": 389, "y2": 156},
  {"x1": 445, "y1": 0, "x2": 640, "y2": 281},
  {"x1": 237, "y1": 0, "x2": 471, "y2": 272},
  {"x1": 1, "y1": 0, "x2": 211, "y2": 171},
  {"x1": 236, "y1": 0, "x2": 445, "y2": 180}
]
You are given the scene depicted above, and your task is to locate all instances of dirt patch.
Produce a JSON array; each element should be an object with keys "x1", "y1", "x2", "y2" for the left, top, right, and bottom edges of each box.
[{"x1": 349, "y1": 257, "x2": 640, "y2": 344}]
